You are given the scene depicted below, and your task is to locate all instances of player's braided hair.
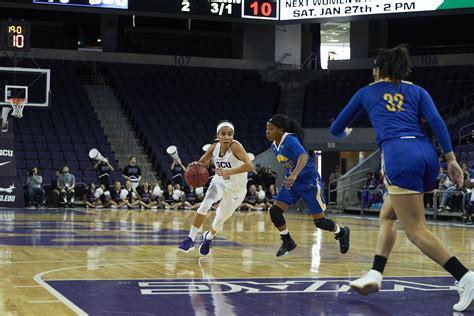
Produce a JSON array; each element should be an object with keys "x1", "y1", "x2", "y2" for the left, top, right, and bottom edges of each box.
[
  {"x1": 375, "y1": 44, "x2": 412, "y2": 82},
  {"x1": 268, "y1": 114, "x2": 304, "y2": 143}
]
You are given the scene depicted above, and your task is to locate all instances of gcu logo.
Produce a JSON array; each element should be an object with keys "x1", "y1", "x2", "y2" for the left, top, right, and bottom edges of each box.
[
  {"x1": 216, "y1": 161, "x2": 231, "y2": 168},
  {"x1": 0, "y1": 150, "x2": 13, "y2": 157}
]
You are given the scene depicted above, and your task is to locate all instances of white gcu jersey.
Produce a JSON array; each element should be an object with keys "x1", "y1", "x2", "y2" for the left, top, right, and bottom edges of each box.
[{"x1": 212, "y1": 141, "x2": 247, "y2": 191}]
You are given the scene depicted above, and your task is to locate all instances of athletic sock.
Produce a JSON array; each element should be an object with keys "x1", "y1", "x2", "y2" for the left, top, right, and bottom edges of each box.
[
  {"x1": 444, "y1": 256, "x2": 469, "y2": 281},
  {"x1": 372, "y1": 255, "x2": 388, "y2": 274}
]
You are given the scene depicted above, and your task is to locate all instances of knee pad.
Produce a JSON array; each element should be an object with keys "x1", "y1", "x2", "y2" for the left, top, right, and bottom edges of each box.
[
  {"x1": 269, "y1": 205, "x2": 286, "y2": 227},
  {"x1": 314, "y1": 218, "x2": 336, "y2": 232}
]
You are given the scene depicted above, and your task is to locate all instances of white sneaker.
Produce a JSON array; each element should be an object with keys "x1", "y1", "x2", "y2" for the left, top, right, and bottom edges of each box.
[
  {"x1": 454, "y1": 271, "x2": 474, "y2": 312},
  {"x1": 349, "y1": 270, "x2": 383, "y2": 295}
]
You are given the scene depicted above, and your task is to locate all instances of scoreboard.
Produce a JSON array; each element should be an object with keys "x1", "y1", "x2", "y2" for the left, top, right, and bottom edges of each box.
[
  {"x1": 0, "y1": 20, "x2": 30, "y2": 51},
  {"x1": 25, "y1": 0, "x2": 474, "y2": 21}
]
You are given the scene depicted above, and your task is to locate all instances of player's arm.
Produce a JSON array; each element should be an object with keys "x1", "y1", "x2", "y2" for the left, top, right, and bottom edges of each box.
[
  {"x1": 217, "y1": 142, "x2": 253, "y2": 176},
  {"x1": 330, "y1": 90, "x2": 363, "y2": 138},
  {"x1": 419, "y1": 88, "x2": 463, "y2": 187},
  {"x1": 194, "y1": 143, "x2": 216, "y2": 166}
]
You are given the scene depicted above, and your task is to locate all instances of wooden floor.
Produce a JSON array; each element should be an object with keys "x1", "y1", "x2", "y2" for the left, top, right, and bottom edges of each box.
[{"x1": 0, "y1": 208, "x2": 473, "y2": 315}]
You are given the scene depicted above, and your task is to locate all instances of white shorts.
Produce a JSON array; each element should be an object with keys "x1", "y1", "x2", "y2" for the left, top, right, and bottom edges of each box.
[{"x1": 209, "y1": 179, "x2": 246, "y2": 219}]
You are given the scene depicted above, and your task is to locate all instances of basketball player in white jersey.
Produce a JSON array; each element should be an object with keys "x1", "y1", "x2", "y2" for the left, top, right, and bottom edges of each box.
[{"x1": 178, "y1": 120, "x2": 253, "y2": 256}]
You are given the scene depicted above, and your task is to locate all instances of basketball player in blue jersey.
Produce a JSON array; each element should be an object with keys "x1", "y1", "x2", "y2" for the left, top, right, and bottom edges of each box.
[
  {"x1": 266, "y1": 114, "x2": 350, "y2": 257},
  {"x1": 330, "y1": 45, "x2": 473, "y2": 312}
]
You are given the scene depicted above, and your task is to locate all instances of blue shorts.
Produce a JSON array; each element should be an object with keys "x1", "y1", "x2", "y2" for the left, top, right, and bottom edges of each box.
[
  {"x1": 382, "y1": 138, "x2": 439, "y2": 194},
  {"x1": 275, "y1": 173, "x2": 326, "y2": 214}
]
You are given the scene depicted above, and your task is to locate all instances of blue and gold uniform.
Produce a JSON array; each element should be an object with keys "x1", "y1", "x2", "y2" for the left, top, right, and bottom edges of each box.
[
  {"x1": 271, "y1": 133, "x2": 326, "y2": 214},
  {"x1": 330, "y1": 79, "x2": 453, "y2": 194}
]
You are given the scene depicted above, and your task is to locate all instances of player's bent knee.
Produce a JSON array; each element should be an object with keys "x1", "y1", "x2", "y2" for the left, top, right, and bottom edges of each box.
[
  {"x1": 314, "y1": 218, "x2": 336, "y2": 232},
  {"x1": 212, "y1": 217, "x2": 225, "y2": 232},
  {"x1": 197, "y1": 198, "x2": 214, "y2": 215},
  {"x1": 269, "y1": 205, "x2": 285, "y2": 227}
]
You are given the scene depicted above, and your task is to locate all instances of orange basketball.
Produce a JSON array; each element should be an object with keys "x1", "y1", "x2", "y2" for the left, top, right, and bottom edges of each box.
[{"x1": 185, "y1": 163, "x2": 209, "y2": 188}]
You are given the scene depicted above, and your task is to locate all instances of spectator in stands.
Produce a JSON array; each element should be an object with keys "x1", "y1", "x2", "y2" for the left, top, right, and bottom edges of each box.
[
  {"x1": 45, "y1": 169, "x2": 61, "y2": 208},
  {"x1": 360, "y1": 172, "x2": 374, "y2": 208},
  {"x1": 183, "y1": 186, "x2": 203, "y2": 210},
  {"x1": 171, "y1": 159, "x2": 187, "y2": 187},
  {"x1": 26, "y1": 167, "x2": 45, "y2": 207},
  {"x1": 263, "y1": 166, "x2": 277, "y2": 189},
  {"x1": 108, "y1": 181, "x2": 128, "y2": 209},
  {"x1": 58, "y1": 165, "x2": 76, "y2": 208},
  {"x1": 138, "y1": 181, "x2": 157, "y2": 209},
  {"x1": 436, "y1": 174, "x2": 458, "y2": 212},
  {"x1": 122, "y1": 156, "x2": 142, "y2": 190},
  {"x1": 94, "y1": 159, "x2": 114, "y2": 190},
  {"x1": 266, "y1": 184, "x2": 278, "y2": 209},
  {"x1": 256, "y1": 185, "x2": 268, "y2": 210},
  {"x1": 461, "y1": 163, "x2": 470, "y2": 182},
  {"x1": 162, "y1": 184, "x2": 183, "y2": 210},
  {"x1": 83, "y1": 183, "x2": 102, "y2": 209},
  {"x1": 240, "y1": 185, "x2": 263, "y2": 211},
  {"x1": 329, "y1": 165, "x2": 343, "y2": 203},
  {"x1": 124, "y1": 179, "x2": 140, "y2": 208},
  {"x1": 247, "y1": 163, "x2": 259, "y2": 188}
]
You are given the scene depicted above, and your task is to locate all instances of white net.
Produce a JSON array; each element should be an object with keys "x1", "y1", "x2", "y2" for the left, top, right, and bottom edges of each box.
[{"x1": 9, "y1": 98, "x2": 26, "y2": 118}]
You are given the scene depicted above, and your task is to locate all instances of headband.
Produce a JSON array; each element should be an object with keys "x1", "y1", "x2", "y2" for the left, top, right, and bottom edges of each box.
[{"x1": 216, "y1": 122, "x2": 234, "y2": 134}]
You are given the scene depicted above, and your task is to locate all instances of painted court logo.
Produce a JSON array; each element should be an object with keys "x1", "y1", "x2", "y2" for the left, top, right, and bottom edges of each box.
[
  {"x1": 45, "y1": 277, "x2": 462, "y2": 315},
  {"x1": 0, "y1": 183, "x2": 15, "y2": 202}
]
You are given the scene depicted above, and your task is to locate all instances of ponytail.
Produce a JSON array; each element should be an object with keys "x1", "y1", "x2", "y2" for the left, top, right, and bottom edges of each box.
[
  {"x1": 288, "y1": 119, "x2": 304, "y2": 143},
  {"x1": 375, "y1": 44, "x2": 411, "y2": 82},
  {"x1": 268, "y1": 114, "x2": 305, "y2": 144}
]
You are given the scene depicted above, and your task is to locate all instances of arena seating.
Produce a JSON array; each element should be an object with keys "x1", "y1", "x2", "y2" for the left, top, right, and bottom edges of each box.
[
  {"x1": 302, "y1": 65, "x2": 474, "y2": 129},
  {"x1": 0, "y1": 58, "x2": 119, "y2": 185},
  {"x1": 104, "y1": 63, "x2": 280, "y2": 181}
]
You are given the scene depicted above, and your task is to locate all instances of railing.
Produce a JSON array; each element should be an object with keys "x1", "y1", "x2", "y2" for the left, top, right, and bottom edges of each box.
[
  {"x1": 328, "y1": 167, "x2": 372, "y2": 205},
  {"x1": 301, "y1": 52, "x2": 317, "y2": 70},
  {"x1": 90, "y1": 64, "x2": 157, "y2": 184},
  {"x1": 432, "y1": 189, "x2": 467, "y2": 221},
  {"x1": 458, "y1": 122, "x2": 474, "y2": 147},
  {"x1": 463, "y1": 93, "x2": 474, "y2": 111},
  {"x1": 339, "y1": 188, "x2": 385, "y2": 216}
]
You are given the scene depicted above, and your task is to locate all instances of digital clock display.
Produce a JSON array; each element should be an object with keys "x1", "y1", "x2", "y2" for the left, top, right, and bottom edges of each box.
[{"x1": 1, "y1": 21, "x2": 31, "y2": 51}]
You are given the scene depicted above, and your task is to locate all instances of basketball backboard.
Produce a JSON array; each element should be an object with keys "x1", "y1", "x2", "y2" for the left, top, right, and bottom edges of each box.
[{"x1": 0, "y1": 67, "x2": 50, "y2": 107}]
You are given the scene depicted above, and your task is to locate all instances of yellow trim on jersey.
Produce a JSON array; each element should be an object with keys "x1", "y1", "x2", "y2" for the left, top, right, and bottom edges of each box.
[
  {"x1": 386, "y1": 184, "x2": 421, "y2": 195},
  {"x1": 315, "y1": 178, "x2": 327, "y2": 211}
]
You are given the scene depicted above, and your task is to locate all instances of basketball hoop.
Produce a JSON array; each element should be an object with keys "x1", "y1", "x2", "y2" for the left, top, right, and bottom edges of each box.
[{"x1": 8, "y1": 98, "x2": 26, "y2": 118}]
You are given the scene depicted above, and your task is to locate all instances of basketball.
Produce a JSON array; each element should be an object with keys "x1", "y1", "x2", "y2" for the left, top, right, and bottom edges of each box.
[{"x1": 184, "y1": 163, "x2": 209, "y2": 188}]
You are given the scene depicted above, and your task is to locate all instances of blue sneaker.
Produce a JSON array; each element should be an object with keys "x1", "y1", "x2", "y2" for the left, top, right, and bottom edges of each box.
[
  {"x1": 177, "y1": 237, "x2": 195, "y2": 253},
  {"x1": 199, "y1": 231, "x2": 213, "y2": 256}
]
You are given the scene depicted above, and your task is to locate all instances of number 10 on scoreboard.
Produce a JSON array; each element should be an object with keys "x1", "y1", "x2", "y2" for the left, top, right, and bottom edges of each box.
[{"x1": 242, "y1": 0, "x2": 279, "y2": 20}]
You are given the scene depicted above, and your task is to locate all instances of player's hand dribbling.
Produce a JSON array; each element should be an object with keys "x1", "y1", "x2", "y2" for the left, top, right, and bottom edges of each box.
[{"x1": 284, "y1": 174, "x2": 297, "y2": 189}]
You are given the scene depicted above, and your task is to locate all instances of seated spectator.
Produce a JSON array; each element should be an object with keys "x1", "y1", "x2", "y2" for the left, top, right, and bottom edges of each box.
[
  {"x1": 256, "y1": 185, "x2": 268, "y2": 210},
  {"x1": 58, "y1": 166, "x2": 76, "y2": 208},
  {"x1": 360, "y1": 172, "x2": 376, "y2": 209},
  {"x1": 122, "y1": 156, "x2": 142, "y2": 190},
  {"x1": 26, "y1": 167, "x2": 45, "y2": 207},
  {"x1": 183, "y1": 186, "x2": 203, "y2": 210},
  {"x1": 45, "y1": 169, "x2": 61, "y2": 208},
  {"x1": 139, "y1": 181, "x2": 157, "y2": 209},
  {"x1": 162, "y1": 184, "x2": 183, "y2": 210},
  {"x1": 83, "y1": 183, "x2": 102, "y2": 209},
  {"x1": 240, "y1": 185, "x2": 264, "y2": 211},
  {"x1": 94, "y1": 159, "x2": 114, "y2": 190},
  {"x1": 107, "y1": 181, "x2": 128, "y2": 209},
  {"x1": 435, "y1": 174, "x2": 458, "y2": 212},
  {"x1": 266, "y1": 184, "x2": 278, "y2": 209},
  {"x1": 124, "y1": 179, "x2": 140, "y2": 208}
]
